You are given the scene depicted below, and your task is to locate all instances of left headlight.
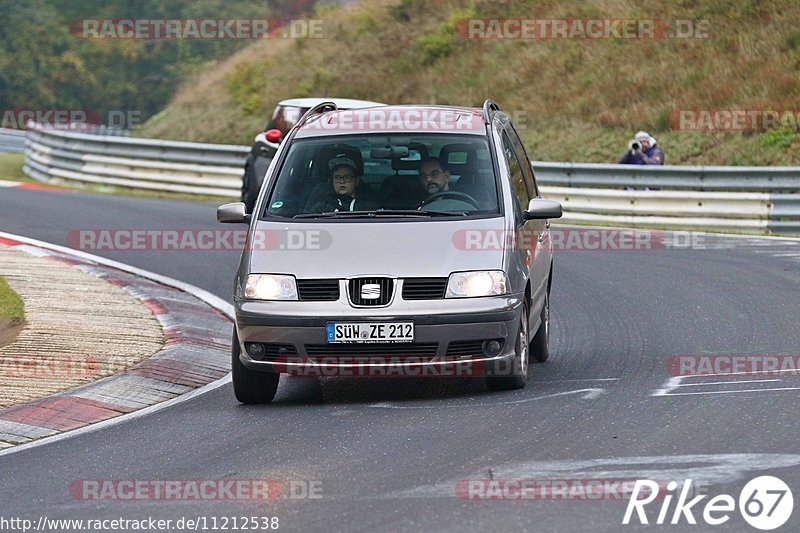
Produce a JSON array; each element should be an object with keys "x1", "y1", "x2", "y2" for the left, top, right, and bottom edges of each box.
[
  {"x1": 445, "y1": 270, "x2": 508, "y2": 298},
  {"x1": 243, "y1": 274, "x2": 298, "y2": 301}
]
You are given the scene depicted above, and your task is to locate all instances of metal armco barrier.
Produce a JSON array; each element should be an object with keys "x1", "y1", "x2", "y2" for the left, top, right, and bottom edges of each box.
[
  {"x1": 22, "y1": 127, "x2": 800, "y2": 235},
  {"x1": 533, "y1": 162, "x2": 800, "y2": 235},
  {"x1": 0, "y1": 128, "x2": 26, "y2": 153},
  {"x1": 23, "y1": 127, "x2": 248, "y2": 197}
]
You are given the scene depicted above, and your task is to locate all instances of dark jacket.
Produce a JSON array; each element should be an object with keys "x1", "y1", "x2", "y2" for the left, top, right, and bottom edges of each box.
[
  {"x1": 618, "y1": 144, "x2": 665, "y2": 165},
  {"x1": 241, "y1": 140, "x2": 277, "y2": 213},
  {"x1": 310, "y1": 194, "x2": 380, "y2": 213}
]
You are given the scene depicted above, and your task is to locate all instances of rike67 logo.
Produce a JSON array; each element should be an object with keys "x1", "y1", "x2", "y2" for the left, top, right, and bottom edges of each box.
[{"x1": 623, "y1": 476, "x2": 793, "y2": 530}]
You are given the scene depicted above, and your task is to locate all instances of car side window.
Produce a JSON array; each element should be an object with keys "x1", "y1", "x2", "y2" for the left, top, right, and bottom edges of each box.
[
  {"x1": 500, "y1": 130, "x2": 531, "y2": 216},
  {"x1": 507, "y1": 125, "x2": 538, "y2": 197}
]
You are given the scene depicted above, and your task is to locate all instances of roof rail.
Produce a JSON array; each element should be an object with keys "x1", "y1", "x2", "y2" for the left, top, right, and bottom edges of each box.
[
  {"x1": 296, "y1": 101, "x2": 338, "y2": 129},
  {"x1": 482, "y1": 99, "x2": 500, "y2": 124}
]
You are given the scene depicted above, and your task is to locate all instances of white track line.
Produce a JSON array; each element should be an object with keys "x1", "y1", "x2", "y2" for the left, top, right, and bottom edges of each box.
[
  {"x1": 677, "y1": 379, "x2": 782, "y2": 387},
  {"x1": 369, "y1": 387, "x2": 607, "y2": 409},
  {"x1": 657, "y1": 387, "x2": 800, "y2": 397},
  {"x1": 0, "y1": 231, "x2": 234, "y2": 458}
]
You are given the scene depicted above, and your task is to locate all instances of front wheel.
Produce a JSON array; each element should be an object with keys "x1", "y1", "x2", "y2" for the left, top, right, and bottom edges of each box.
[
  {"x1": 530, "y1": 293, "x2": 550, "y2": 363},
  {"x1": 486, "y1": 304, "x2": 529, "y2": 391},
  {"x1": 231, "y1": 331, "x2": 280, "y2": 404}
]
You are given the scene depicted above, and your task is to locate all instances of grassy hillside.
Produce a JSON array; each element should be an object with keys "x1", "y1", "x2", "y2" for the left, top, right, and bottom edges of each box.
[
  {"x1": 0, "y1": 0, "x2": 319, "y2": 125},
  {"x1": 139, "y1": 0, "x2": 800, "y2": 165}
]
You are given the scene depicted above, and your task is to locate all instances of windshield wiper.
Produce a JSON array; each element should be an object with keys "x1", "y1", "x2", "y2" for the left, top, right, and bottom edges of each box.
[
  {"x1": 294, "y1": 209, "x2": 464, "y2": 219},
  {"x1": 373, "y1": 209, "x2": 462, "y2": 217},
  {"x1": 293, "y1": 211, "x2": 388, "y2": 219}
]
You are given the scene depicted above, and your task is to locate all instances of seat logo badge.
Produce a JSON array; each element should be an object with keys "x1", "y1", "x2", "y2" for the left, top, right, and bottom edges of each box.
[{"x1": 361, "y1": 283, "x2": 381, "y2": 299}]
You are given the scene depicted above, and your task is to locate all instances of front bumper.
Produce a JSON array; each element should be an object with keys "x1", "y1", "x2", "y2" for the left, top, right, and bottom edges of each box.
[{"x1": 235, "y1": 295, "x2": 524, "y2": 374}]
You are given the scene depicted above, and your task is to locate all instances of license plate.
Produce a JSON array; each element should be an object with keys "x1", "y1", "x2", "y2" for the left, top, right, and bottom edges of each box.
[{"x1": 326, "y1": 322, "x2": 414, "y2": 343}]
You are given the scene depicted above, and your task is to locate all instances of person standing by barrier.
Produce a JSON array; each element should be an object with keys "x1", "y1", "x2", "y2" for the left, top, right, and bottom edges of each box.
[{"x1": 618, "y1": 131, "x2": 665, "y2": 165}]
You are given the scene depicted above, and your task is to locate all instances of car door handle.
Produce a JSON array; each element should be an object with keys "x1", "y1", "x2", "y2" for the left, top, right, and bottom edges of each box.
[{"x1": 538, "y1": 221, "x2": 550, "y2": 242}]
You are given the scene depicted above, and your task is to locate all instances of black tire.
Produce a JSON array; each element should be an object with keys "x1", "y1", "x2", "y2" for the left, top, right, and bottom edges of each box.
[
  {"x1": 530, "y1": 292, "x2": 550, "y2": 363},
  {"x1": 231, "y1": 331, "x2": 280, "y2": 404},
  {"x1": 486, "y1": 304, "x2": 529, "y2": 391}
]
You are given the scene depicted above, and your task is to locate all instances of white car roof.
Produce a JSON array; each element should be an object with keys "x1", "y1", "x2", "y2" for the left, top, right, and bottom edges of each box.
[{"x1": 277, "y1": 97, "x2": 386, "y2": 109}]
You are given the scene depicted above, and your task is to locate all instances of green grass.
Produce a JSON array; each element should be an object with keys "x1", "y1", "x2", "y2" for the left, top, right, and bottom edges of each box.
[
  {"x1": 137, "y1": 0, "x2": 800, "y2": 166},
  {"x1": 0, "y1": 276, "x2": 24, "y2": 322},
  {"x1": 0, "y1": 153, "x2": 33, "y2": 183}
]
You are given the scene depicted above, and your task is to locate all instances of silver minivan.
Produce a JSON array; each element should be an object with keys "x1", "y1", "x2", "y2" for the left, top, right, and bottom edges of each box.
[{"x1": 218, "y1": 100, "x2": 562, "y2": 403}]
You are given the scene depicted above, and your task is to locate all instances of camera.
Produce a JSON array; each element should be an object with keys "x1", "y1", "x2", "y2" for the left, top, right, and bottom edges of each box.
[{"x1": 628, "y1": 140, "x2": 641, "y2": 151}]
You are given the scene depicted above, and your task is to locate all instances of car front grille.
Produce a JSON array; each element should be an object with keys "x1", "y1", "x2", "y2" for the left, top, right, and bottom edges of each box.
[
  {"x1": 348, "y1": 277, "x2": 394, "y2": 306},
  {"x1": 445, "y1": 340, "x2": 485, "y2": 358},
  {"x1": 402, "y1": 278, "x2": 448, "y2": 300},
  {"x1": 304, "y1": 342, "x2": 438, "y2": 363},
  {"x1": 297, "y1": 279, "x2": 340, "y2": 301}
]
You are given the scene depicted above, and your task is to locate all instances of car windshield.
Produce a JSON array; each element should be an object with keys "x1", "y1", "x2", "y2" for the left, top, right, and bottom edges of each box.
[{"x1": 262, "y1": 134, "x2": 499, "y2": 219}]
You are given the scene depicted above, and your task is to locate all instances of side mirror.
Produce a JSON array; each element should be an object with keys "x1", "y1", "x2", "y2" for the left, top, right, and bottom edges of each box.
[
  {"x1": 217, "y1": 202, "x2": 250, "y2": 224},
  {"x1": 523, "y1": 199, "x2": 562, "y2": 220}
]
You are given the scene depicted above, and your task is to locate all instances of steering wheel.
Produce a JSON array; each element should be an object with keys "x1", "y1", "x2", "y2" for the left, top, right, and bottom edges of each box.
[{"x1": 419, "y1": 191, "x2": 481, "y2": 210}]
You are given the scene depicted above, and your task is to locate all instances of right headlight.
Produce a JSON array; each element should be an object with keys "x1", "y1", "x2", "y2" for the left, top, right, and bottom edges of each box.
[
  {"x1": 243, "y1": 274, "x2": 298, "y2": 301},
  {"x1": 445, "y1": 270, "x2": 508, "y2": 298}
]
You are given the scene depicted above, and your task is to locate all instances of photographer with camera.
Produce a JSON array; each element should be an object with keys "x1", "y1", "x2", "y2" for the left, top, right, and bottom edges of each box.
[{"x1": 618, "y1": 131, "x2": 664, "y2": 165}]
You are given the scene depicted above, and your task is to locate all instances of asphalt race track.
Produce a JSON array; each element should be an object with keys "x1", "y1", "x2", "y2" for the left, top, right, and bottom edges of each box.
[{"x1": 1, "y1": 186, "x2": 800, "y2": 532}]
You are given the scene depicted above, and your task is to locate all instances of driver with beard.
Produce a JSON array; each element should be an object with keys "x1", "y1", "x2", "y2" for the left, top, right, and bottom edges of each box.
[{"x1": 415, "y1": 157, "x2": 450, "y2": 203}]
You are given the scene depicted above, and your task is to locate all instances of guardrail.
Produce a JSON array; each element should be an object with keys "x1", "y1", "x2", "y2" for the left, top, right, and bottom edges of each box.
[
  {"x1": 0, "y1": 128, "x2": 26, "y2": 153},
  {"x1": 24, "y1": 127, "x2": 248, "y2": 197},
  {"x1": 22, "y1": 127, "x2": 800, "y2": 235},
  {"x1": 533, "y1": 162, "x2": 800, "y2": 235}
]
